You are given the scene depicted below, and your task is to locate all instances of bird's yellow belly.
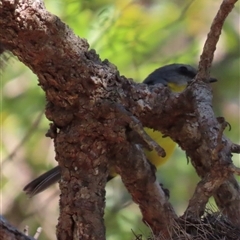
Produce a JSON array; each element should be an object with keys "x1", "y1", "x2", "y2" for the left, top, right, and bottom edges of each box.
[{"x1": 144, "y1": 128, "x2": 176, "y2": 167}]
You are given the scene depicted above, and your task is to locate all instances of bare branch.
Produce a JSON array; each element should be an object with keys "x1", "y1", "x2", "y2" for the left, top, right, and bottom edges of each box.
[
  {"x1": 183, "y1": 172, "x2": 229, "y2": 221},
  {"x1": 1, "y1": 0, "x2": 239, "y2": 238},
  {"x1": 111, "y1": 141, "x2": 177, "y2": 237},
  {"x1": 0, "y1": 215, "x2": 35, "y2": 240},
  {"x1": 198, "y1": 0, "x2": 238, "y2": 79},
  {"x1": 183, "y1": 0, "x2": 240, "y2": 226}
]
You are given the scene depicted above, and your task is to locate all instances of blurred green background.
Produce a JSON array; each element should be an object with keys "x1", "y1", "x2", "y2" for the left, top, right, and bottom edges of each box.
[{"x1": 1, "y1": 0, "x2": 239, "y2": 239}]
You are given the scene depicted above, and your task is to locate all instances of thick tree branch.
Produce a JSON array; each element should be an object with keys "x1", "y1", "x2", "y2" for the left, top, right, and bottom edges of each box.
[
  {"x1": 1, "y1": 0, "x2": 239, "y2": 239},
  {"x1": 188, "y1": 0, "x2": 240, "y2": 226},
  {"x1": 109, "y1": 134, "x2": 177, "y2": 237}
]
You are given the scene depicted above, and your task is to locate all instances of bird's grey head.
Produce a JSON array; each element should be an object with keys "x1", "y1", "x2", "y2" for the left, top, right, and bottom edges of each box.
[{"x1": 143, "y1": 63, "x2": 197, "y2": 86}]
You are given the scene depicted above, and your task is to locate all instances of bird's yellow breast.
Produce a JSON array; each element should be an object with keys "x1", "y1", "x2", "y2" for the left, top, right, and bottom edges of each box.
[
  {"x1": 167, "y1": 83, "x2": 187, "y2": 92},
  {"x1": 144, "y1": 128, "x2": 176, "y2": 167}
]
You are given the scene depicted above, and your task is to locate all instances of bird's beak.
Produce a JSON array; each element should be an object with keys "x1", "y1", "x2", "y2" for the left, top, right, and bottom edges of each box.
[{"x1": 209, "y1": 77, "x2": 218, "y2": 83}]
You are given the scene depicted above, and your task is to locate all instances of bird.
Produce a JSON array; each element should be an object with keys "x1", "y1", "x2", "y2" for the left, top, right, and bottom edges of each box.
[{"x1": 23, "y1": 63, "x2": 217, "y2": 196}]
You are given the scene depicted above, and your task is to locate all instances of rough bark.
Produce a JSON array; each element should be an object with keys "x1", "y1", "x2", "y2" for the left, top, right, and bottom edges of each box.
[{"x1": 0, "y1": 0, "x2": 239, "y2": 239}]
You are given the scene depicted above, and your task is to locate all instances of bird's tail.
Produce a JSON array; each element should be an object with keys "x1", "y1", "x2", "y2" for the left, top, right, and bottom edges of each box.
[
  {"x1": 23, "y1": 166, "x2": 61, "y2": 197},
  {"x1": 23, "y1": 166, "x2": 114, "y2": 197}
]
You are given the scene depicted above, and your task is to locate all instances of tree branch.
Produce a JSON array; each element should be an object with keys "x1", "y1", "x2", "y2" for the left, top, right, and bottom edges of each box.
[
  {"x1": 1, "y1": 0, "x2": 239, "y2": 239},
  {"x1": 198, "y1": 0, "x2": 238, "y2": 79},
  {"x1": 187, "y1": 0, "x2": 240, "y2": 226},
  {"x1": 0, "y1": 215, "x2": 35, "y2": 240},
  {"x1": 111, "y1": 141, "x2": 177, "y2": 238},
  {"x1": 231, "y1": 143, "x2": 240, "y2": 154}
]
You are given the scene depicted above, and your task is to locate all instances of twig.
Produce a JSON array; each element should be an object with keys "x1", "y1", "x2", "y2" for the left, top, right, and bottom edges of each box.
[
  {"x1": 2, "y1": 110, "x2": 44, "y2": 163},
  {"x1": 231, "y1": 143, "x2": 240, "y2": 154},
  {"x1": 33, "y1": 227, "x2": 42, "y2": 240}
]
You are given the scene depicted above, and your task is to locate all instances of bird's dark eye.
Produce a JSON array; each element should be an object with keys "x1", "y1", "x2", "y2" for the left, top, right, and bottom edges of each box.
[
  {"x1": 178, "y1": 66, "x2": 188, "y2": 74},
  {"x1": 178, "y1": 65, "x2": 196, "y2": 78}
]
